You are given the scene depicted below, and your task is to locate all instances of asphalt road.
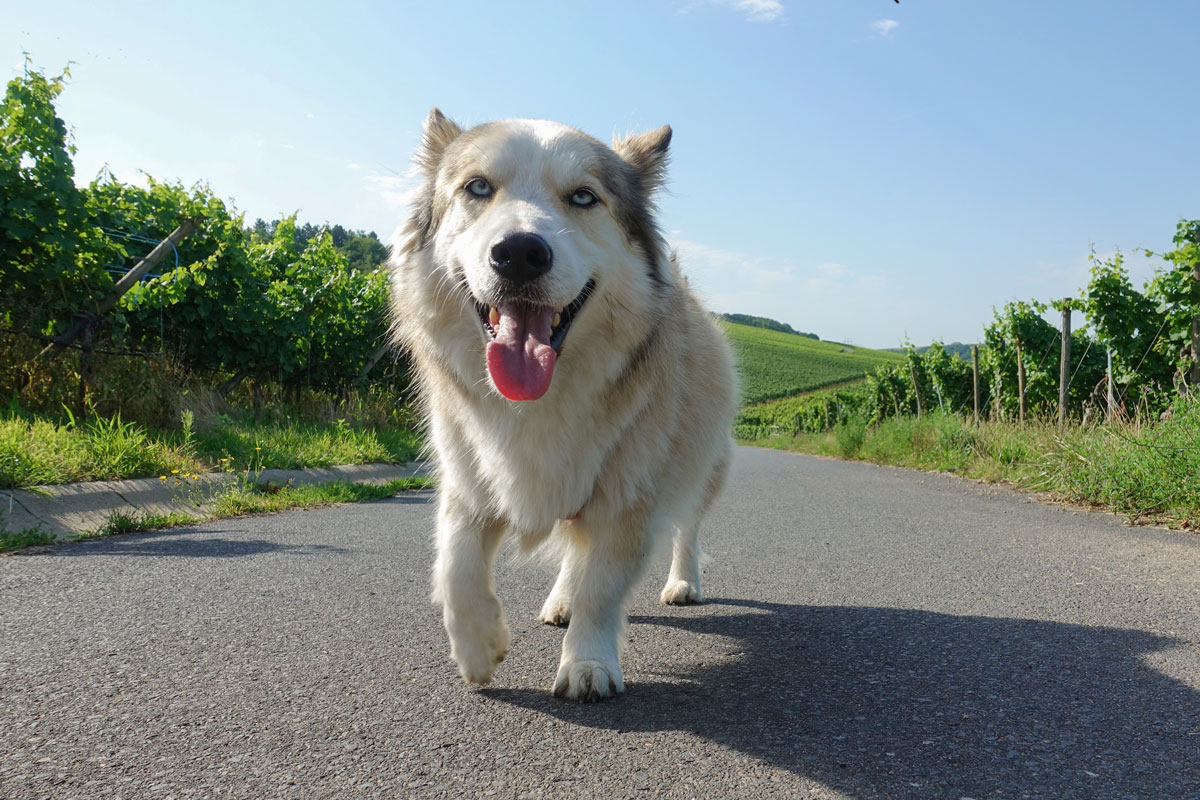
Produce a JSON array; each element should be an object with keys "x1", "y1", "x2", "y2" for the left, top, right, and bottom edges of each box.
[{"x1": 3, "y1": 447, "x2": 1199, "y2": 799}]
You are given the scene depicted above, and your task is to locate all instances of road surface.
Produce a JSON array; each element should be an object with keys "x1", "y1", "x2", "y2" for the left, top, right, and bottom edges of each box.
[{"x1": 3, "y1": 447, "x2": 1199, "y2": 799}]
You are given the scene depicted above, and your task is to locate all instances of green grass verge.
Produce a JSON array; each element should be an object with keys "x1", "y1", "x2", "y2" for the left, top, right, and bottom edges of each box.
[
  {"x1": 0, "y1": 409, "x2": 423, "y2": 489},
  {"x1": 744, "y1": 404, "x2": 1200, "y2": 528},
  {"x1": 209, "y1": 477, "x2": 431, "y2": 517},
  {"x1": 1, "y1": 476, "x2": 436, "y2": 552}
]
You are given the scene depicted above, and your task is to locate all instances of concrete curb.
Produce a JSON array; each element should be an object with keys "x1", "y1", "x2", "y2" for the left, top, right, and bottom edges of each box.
[{"x1": 1, "y1": 462, "x2": 431, "y2": 540}]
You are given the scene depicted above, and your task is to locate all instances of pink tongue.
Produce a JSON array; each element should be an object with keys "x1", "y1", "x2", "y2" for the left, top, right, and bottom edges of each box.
[{"x1": 486, "y1": 303, "x2": 557, "y2": 401}]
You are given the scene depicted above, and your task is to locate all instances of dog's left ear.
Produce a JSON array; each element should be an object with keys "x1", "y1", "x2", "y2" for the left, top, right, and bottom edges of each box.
[
  {"x1": 417, "y1": 108, "x2": 464, "y2": 174},
  {"x1": 613, "y1": 125, "x2": 672, "y2": 194}
]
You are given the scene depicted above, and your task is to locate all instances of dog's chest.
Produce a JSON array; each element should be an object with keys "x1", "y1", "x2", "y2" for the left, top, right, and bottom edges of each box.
[{"x1": 440, "y1": 400, "x2": 614, "y2": 530}]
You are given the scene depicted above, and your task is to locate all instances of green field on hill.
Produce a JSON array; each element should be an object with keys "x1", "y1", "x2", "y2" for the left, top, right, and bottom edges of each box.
[
  {"x1": 722, "y1": 321, "x2": 906, "y2": 405},
  {"x1": 734, "y1": 381, "x2": 872, "y2": 440}
]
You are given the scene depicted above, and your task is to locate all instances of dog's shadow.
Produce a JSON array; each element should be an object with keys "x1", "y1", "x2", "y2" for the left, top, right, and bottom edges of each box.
[{"x1": 483, "y1": 598, "x2": 1200, "y2": 798}]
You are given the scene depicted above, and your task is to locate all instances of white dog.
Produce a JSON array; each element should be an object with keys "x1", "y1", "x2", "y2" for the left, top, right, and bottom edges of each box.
[{"x1": 389, "y1": 110, "x2": 737, "y2": 701}]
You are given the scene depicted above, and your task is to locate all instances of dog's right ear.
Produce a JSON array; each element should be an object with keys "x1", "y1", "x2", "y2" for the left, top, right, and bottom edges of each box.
[
  {"x1": 416, "y1": 108, "x2": 463, "y2": 174},
  {"x1": 613, "y1": 125, "x2": 672, "y2": 195}
]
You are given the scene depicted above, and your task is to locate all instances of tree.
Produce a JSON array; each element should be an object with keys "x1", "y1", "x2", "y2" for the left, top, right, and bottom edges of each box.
[
  {"x1": 1146, "y1": 220, "x2": 1200, "y2": 389},
  {"x1": 0, "y1": 63, "x2": 106, "y2": 332},
  {"x1": 341, "y1": 230, "x2": 389, "y2": 272},
  {"x1": 1079, "y1": 249, "x2": 1170, "y2": 407},
  {"x1": 980, "y1": 300, "x2": 1058, "y2": 419}
]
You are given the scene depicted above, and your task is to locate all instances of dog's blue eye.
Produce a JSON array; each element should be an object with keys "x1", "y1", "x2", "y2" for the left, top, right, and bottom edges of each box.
[
  {"x1": 465, "y1": 178, "x2": 493, "y2": 198},
  {"x1": 569, "y1": 188, "x2": 598, "y2": 208}
]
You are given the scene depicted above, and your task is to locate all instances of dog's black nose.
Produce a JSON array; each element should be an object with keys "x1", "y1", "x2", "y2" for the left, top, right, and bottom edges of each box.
[{"x1": 489, "y1": 233, "x2": 553, "y2": 284}]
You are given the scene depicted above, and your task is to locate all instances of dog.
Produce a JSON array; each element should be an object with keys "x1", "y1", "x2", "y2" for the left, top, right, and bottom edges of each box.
[{"x1": 389, "y1": 109, "x2": 737, "y2": 701}]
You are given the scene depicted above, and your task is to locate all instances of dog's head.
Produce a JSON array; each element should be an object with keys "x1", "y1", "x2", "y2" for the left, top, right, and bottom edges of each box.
[{"x1": 392, "y1": 109, "x2": 674, "y2": 402}]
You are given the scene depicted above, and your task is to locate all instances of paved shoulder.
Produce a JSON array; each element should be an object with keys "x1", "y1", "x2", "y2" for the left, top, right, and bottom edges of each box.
[{"x1": 2, "y1": 448, "x2": 1198, "y2": 798}]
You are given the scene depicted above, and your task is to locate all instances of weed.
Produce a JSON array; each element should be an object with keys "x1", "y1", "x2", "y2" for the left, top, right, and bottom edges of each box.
[
  {"x1": 211, "y1": 477, "x2": 429, "y2": 517},
  {"x1": 0, "y1": 521, "x2": 56, "y2": 552},
  {"x1": 81, "y1": 509, "x2": 200, "y2": 539},
  {"x1": 833, "y1": 417, "x2": 866, "y2": 458}
]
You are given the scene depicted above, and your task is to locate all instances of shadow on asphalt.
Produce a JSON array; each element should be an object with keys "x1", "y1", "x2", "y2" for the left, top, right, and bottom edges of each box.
[
  {"x1": 47, "y1": 532, "x2": 349, "y2": 559},
  {"x1": 483, "y1": 598, "x2": 1199, "y2": 798},
  {"x1": 380, "y1": 492, "x2": 436, "y2": 506}
]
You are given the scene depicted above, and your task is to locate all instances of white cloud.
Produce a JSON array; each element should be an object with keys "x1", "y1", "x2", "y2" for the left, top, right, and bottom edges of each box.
[
  {"x1": 364, "y1": 168, "x2": 422, "y2": 216},
  {"x1": 871, "y1": 18, "x2": 900, "y2": 38},
  {"x1": 671, "y1": 234, "x2": 890, "y2": 343},
  {"x1": 673, "y1": 237, "x2": 795, "y2": 289},
  {"x1": 704, "y1": 0, "x2": 785, "y2": 23}
]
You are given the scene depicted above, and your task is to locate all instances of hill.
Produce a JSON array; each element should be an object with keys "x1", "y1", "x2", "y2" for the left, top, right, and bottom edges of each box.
[
  {"x1": 719, "y1": 313, "x2": 819, "y2": 339},
  {"x1": 721, "y1": 321, "x2": 907, "y2": 405},
  {"x1": 885, "y1": 342, "x2": 976, "y2": 361}
]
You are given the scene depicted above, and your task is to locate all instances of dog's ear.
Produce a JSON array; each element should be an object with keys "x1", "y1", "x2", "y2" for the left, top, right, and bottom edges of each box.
[
  {"x1": 613, "y1": 125, "x2": 672, "y2": 193},
  {"x1": 417, "y1": 108, "x2": 464, "y2": 174}
]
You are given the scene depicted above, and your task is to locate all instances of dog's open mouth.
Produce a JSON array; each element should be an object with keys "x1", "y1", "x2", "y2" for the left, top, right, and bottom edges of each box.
[{"x1": 474, "y1": 279, "x2": 595, "y2": 402}]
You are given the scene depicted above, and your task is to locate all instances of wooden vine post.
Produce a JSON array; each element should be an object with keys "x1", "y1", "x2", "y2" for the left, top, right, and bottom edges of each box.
[
  {"x1": 1015, "y1": 338, "x2": 1027, "y2": 424},
  {"x1": 1058, "y1": 300, "x2": 1072, "y2": 427},
  {"x1": 908, "y1": 357, "x2": 923, "y2": 419},
  {"x1": 35, "y1": 217, "x2": 201, "y2": 363},
  {"x1": 31, "y1": 218, "x2": 200, "y2": 414},
  {"x1": 1192, "y1": 256, "x2": 1200, "y2": 388},
  {"x1": 971, "y1": 345, "x2": 980, "y2": 425}
]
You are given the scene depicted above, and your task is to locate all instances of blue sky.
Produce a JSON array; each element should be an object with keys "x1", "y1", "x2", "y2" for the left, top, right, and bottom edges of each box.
[{"x1": 5, "y1": 0, "x2": 1198, "y2": 347}]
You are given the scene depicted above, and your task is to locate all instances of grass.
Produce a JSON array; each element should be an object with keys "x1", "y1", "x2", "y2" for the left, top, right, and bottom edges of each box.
[
  {"x1": 0, "y1": 413, "x2": 201, "y2": 488},
  {"x1": 0, "y1": 407, "x2": 423, "y2": 489},
  {"x1": 210, "y1": 476, "x2": 431, "y2": 516},
  {"x1": 746, "y1": 404, "x2": 1200, "y2": 528},
  {"x1": 722, "y1": 321, "x2": 905, "y2": 406},
  {"x1": 0, "y1": 522, "x2": 56, "y2": 553},
  {"x1": 192, "y1": 415, "x2": 421, "y2": 472},
  {"x1": 78, "y1": 509, "x2": 202, "y2": 539}
]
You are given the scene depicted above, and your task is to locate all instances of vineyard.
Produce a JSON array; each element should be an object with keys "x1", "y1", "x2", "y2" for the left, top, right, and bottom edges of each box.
[
  {"x1": 723, "y1": 322, "x2": 905, "y2": 405},
  {"x1": 734, "y1": 230, "x2": 1200, "y2": 444},
  {"x1": 2, "y1": 66, "x2": 405, "y2": 431},
  {"x1": 735, "y1": 382, "x2": 872, "y2": 440}
]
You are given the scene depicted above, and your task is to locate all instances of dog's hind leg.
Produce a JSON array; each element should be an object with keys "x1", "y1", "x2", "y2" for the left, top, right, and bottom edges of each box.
[
  {"x1": 659, "y1": 520, "x2": 703, "y2": 605},
  {"x1": 659, "y1": 452, "x2": 728, "y2": 605},
  {"x1": 538, "y1": 550, "x2": 577, "y2": 626},
  {"x1": 432, "y1": 496, "x2": 509, "y2": 685}
]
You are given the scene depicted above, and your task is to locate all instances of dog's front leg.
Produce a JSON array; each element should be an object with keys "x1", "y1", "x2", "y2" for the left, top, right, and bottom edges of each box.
[
  {"x1": 552, "y1": 518, "x2": 649, "y2": 701},
  {"x1": 432, "y1": 496, "x2": 509, "y2": 685}
]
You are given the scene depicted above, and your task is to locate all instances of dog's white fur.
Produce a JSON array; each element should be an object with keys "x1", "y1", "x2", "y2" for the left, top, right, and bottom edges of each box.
[{"x1": 389, "y1": 110, "x2": 737, "y2": 701}]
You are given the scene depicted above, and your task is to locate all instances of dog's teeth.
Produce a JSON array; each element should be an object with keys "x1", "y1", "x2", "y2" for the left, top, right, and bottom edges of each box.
[
  {"x1": 489, "y1": 306, "x2": 500, "y2": 326},
  {"x1": 552, "y1": 312, "x2": 561, "y2": 328}
]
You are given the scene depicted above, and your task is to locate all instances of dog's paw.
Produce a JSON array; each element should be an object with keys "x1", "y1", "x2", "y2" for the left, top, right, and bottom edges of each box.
[
  {"x1": 538, "y1": 594, "x2": 572, "y2": 626},
  {"x1": 448, "y1": 617, "x2": 510, "y2": 685},
  {"x1": 552, "y1": 658, "x2": 624, "y2": 702},
  {"x1": 659, "y1": 579, "x2": 702, "y2": 605}
]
